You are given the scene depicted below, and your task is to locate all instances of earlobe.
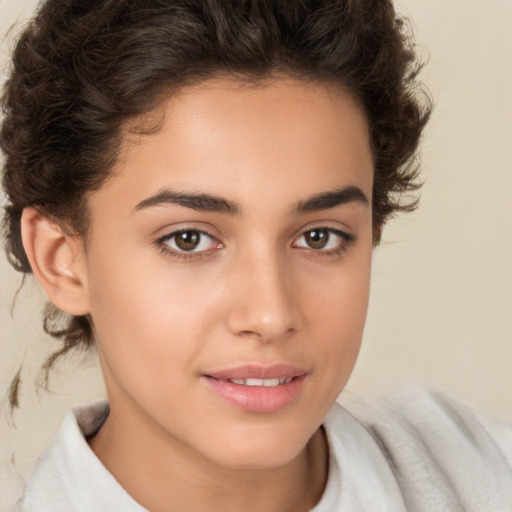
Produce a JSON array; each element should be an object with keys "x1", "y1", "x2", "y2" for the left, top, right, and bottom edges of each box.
[{"x1": 20, "y1": 207, "x2": 90, "y2": 316}]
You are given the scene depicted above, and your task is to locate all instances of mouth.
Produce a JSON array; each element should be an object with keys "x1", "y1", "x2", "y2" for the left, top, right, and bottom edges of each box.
[
  {"x1": 202, "y1": 365, "x2": 308, "y2": 413},
  {"x1": 213, "y1": 377, "x2": 295, "y2": 387},
  {"x1": 205, "y1": 364, "x2": 307, "y2": 381}
]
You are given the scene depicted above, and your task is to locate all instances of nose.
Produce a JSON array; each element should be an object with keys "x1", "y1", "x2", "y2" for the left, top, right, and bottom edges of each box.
[{"x1": 225, "y1": 249, "x2": 302, "y2": 343}]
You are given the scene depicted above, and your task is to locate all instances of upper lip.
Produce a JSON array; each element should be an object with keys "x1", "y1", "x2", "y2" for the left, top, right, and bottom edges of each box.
[{"x1": 205, "y1": 364, "x2": 308, "y2": 380}]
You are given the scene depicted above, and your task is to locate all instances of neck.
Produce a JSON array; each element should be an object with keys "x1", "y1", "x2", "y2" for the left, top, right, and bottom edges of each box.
[{"x1": 89, "y1": 399, "x2": 328, "y2": 512}]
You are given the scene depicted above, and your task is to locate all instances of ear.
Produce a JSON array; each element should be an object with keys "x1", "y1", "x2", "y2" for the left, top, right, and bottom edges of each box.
[{"x1": 20, "y1": 207, "x2": 90, "y2": 316}]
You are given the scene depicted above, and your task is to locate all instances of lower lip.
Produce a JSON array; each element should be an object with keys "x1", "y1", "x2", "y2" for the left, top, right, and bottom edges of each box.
[{"x1": 202, "y1": 375, "x2": 307, "y2": 413}]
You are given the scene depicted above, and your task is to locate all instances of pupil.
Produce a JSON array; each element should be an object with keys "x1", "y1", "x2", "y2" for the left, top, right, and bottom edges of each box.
[
  {"x1": 175, "y1": 231, "x2": 200, "y2": 251},
  {"x1": 305, "y1": 229, "x2": 328, "y2": 249}
]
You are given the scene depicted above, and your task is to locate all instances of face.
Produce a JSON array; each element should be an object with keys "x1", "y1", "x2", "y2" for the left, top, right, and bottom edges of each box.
[{"x1": 81, "y1": 78, "x2": 374, "y2": 471}]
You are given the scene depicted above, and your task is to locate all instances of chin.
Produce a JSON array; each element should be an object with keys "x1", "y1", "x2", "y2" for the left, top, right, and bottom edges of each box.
[
  {"x1": 214, "y1": 447, "x2": 305, "y2": 472},
  {"x1": 202, "y1": 421, "x2": 317, "y2": 471}
]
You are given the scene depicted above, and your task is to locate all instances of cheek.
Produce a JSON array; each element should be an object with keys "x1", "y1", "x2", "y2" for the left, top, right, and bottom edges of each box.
[
  {"x1": 85, "y1": 244, "x2": 220, "y2": 387},
  {"x1": 301, "y1": 247, "x2": 372, "y2": 378},
  {"x1": 305, "y1": 246, "x2": 372, "y2": 331}
]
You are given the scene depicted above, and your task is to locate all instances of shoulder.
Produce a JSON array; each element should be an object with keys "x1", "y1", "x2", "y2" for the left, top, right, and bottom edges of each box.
[
  {"x1": 325, "y1": 384, "x2": 512, "y2": 510},
  {"x1": 349, "y1": 384, "x2": 512, "y2": 466},
  {"x1": 11, "y1": 400, "x2": 147, "y2": 512}
]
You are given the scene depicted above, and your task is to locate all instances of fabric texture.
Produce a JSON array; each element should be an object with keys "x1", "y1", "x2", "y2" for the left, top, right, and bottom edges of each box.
[{"x1": 11, "y1": 386, "x2": 512, "y2": 512}]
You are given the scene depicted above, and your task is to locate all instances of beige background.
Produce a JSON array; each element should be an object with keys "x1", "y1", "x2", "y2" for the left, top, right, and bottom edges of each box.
[{"x1": 1, "y1": 0, "x2": 511, "y2": 508}]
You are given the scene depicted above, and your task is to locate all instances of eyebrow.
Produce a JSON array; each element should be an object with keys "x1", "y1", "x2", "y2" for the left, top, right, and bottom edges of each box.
[
  {"x1": 133, "y1": 190, "x2": 240, "y2": 215},
  {"x1": 133, "y1": 185, "x2": 369, "y2": 216},
  {"x1": 291, "y1": 185, "x2": 369, "y2": 214}
]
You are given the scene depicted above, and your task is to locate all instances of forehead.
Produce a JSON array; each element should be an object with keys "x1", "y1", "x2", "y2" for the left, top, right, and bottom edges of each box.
[{"x1": 91, "y1": 78, "x2": 373, "y2": 216}]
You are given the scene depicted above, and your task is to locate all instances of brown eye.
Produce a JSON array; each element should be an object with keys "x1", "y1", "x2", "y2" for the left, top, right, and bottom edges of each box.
[
  {"x1": 174, "y1": 231, "x2": 201, "y2": 251},
  {"x1": 304, "y1": 229, "x2": 330, "y2": 249},
  {"x1": 293, "y1": 227, "x2": 354, "y2": 254},
  {"x1": 161, "y1": 229, "x2": 219, "y2": 253}
]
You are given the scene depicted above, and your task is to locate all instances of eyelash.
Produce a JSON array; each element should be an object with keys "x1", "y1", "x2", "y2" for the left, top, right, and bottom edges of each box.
[
  {"x1": 155, "y1": 227, "x2": 356, "y2": 262},
  {"x1": 292, "y1": 228, "x2": 356, "y2": 259},
  {"x1": 155, "y1": 228, "x2": 221, "y2": 261}
]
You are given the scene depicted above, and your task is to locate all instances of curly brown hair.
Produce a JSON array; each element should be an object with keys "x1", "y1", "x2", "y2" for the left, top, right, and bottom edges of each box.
[{"x1": 1, "y1": 0, "x2": 431, "y2": 404}]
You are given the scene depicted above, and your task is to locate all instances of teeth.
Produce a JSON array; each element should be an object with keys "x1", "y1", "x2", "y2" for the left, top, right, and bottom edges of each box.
[{"x1": 228, "y1": 377, "x2": 293, "y2": 387}]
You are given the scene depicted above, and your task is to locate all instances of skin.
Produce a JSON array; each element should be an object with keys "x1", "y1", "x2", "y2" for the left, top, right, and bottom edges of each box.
[{"x1": 22, "y1": 78, "x2": 374, "y2": 512}]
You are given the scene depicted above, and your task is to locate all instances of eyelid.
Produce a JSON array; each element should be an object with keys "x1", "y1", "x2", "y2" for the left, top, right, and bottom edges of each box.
[
  {"x1": 154, "y1": 227, "x2": 223, "y2": 261},
  {"x1": 292, "y1": 226, "x2": 356, "y2": 255},
  {"x1": 153, "y1": 222, "x2": 355, "y2": 262},
  {"x1": 292, "y1": 221, "x2": 355, "y2": 242},
  {"x1": 151, "y1": 219, "x2": 224, "y2": 239},
  {"x1": 163, "y1": 229, "x2": 216, "y2": 248}
]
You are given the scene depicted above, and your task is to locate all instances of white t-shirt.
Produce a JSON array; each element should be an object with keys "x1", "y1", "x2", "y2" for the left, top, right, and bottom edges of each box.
[{"x1": 11, "y1": 386, "x2": 512, "y2": 511}]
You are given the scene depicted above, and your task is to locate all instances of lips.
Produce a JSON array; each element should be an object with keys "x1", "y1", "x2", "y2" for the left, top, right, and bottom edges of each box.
[
  {"x1": 206, "y1": 364, "x2": 307, "y2": 380},
  {"x1": 202, "y1": 365, "x2": 308, "y2": 413}
]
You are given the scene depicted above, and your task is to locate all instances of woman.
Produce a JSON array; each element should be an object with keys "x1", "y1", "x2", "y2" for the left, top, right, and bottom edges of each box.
[{"x1": 2, "y1": 0, "x2": 511, "y2": 510}]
